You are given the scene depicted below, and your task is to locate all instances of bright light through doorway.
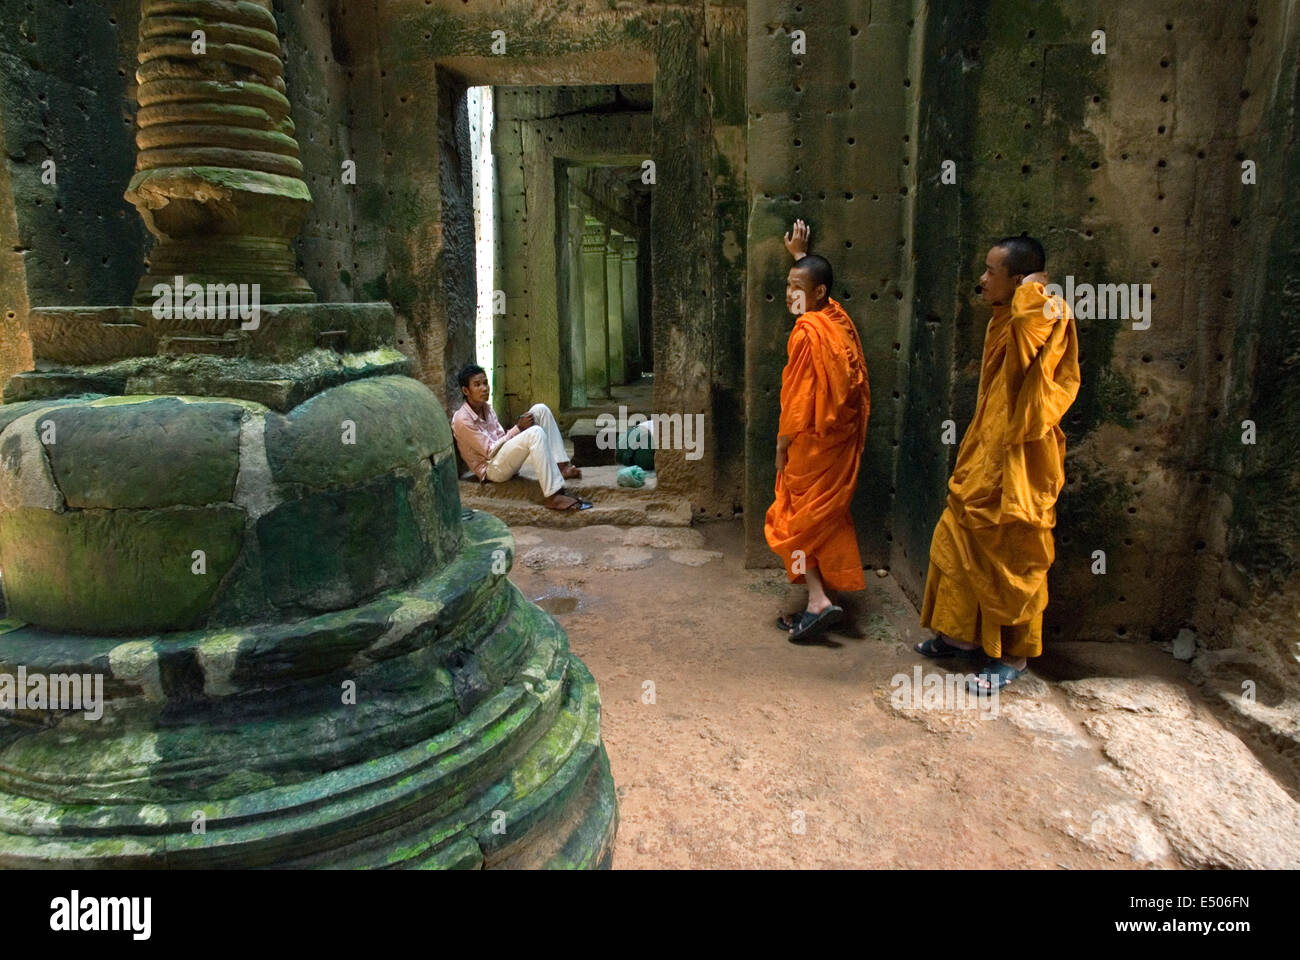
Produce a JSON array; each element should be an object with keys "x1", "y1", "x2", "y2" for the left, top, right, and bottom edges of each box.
[{"x1": 468, "y1": 86, "x2": 495, "y2": 378}]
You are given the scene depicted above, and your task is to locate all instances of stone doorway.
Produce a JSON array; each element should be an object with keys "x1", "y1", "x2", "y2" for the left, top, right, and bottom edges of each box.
[{"x1": 483, "y1": 84, "x2": 653, "y2": 419}]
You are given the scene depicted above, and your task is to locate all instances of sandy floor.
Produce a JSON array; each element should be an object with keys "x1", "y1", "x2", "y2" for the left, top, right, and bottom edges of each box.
[{"x1": 505, "y1": 518, "x2": 1300, "y2": 870}]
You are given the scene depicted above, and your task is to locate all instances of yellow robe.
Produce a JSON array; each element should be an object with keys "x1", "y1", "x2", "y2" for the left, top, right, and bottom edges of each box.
[{"x1": 920, "y1": 281, "x2": 1081, "y2": 658}]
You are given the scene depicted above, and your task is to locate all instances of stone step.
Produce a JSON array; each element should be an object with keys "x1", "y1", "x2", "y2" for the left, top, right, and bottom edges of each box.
[
  {"x1": 460, "y1": 492, "x2": 691, "y2": 528},
  {"x1": 158, "y1": 333, "x2": 242, "y2": 357},
  {"x1": 459, "y1": 474, "x2": 686, "y2": 527}
]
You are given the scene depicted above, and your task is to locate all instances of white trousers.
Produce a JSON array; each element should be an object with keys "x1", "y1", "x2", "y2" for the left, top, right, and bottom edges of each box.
[{"x1": 484, "y1": 402, "x2": 569, "y2": 497}]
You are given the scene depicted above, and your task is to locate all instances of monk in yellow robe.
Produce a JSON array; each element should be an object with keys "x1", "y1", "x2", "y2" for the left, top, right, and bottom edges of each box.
[
  {"x1": 917, "y1": 235, "x2": 1081, "y2": 692},
  {"x1": 765, "y1": 220, "x2": 871, "y2": 643}
]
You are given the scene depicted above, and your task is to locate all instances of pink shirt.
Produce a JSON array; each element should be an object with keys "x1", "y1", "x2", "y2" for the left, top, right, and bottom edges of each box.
[{"x1": 451, "y1": 401, "x2": 519, "y2": 480}]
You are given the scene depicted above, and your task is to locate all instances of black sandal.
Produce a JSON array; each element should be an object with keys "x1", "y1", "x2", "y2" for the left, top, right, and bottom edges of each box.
[
  {"x1": 967, "y1": 660, "x2": 1026, "y2": 695},
  {"x1": 788, "y1": 605, "x2": 844, "y2": 644},
  {"x1": 914, "y1": 634, "x2": 983, "y2": 661}
]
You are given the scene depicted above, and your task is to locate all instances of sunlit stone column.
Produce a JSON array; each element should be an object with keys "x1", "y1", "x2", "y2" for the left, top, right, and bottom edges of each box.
[
  {"x1": 566, "y1": 200, "x2": 587, "y2": 408},
  {"x1": 620, "y1": 237, "x2": 641, "y2": 380},
  {"x1": 605, "y1": 232, "x2": 625, "y2": 387},
  {"x1": 581, "y1": 218, "x2": 609, "y2": 400}
]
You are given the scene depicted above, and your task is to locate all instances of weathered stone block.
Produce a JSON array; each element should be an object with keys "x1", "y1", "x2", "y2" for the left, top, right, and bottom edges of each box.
[
  {"x1": 265, "y1": 375, "x2": 452, "y2": 488},
  {"x1": 256, "y1": 471, "x2": 427, "y2": 612},
  {"x1": 43, "y1": 396, "x2": 243, "y2": 509},
  {"x1": 0, "y1": 504, "x2": 244, "y2": 634}
]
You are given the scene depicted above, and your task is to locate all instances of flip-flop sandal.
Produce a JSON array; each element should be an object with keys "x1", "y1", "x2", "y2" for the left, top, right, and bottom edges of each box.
[
  {"x1": 788, "y1": 605, "x2": 844, "y2": 644},
  {"x1": 566, "y1": 498, "x2": 593, "y2": 511},
  {"x1": 914, "y1": 634, "x2": 982, "y2": 660},
  {"x1": 967, "y1": 660, "x2": 1026, "y2": 696},
  {"x1": 776, "y1": 612, "x2": 801, "y2": 631}
]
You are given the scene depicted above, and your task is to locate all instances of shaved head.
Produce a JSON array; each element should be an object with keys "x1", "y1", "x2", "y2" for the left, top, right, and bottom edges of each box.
[
  {"x1": 795, "y1": 254, "x2": 834, "y2": 296},
  {"x1": 993, "y1": 235, "x2": 1046, "y2": 277}
]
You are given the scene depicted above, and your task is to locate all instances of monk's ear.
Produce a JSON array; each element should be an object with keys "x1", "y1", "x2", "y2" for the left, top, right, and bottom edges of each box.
[{"x1": 816, "y1": 284, "x2": 827, "y2": 303}]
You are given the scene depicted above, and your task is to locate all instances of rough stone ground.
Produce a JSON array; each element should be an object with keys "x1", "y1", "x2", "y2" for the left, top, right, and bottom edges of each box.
[{"x1": 505, "y1": 519, "x2": 1300, "y2": 870}]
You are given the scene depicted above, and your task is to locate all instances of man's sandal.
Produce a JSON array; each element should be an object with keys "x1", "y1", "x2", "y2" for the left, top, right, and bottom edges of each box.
[
  {"x1": 788, "y1": 605, "x2": 844, "y2": 644},
  {"x1": 776, "y1": 612, "x2": 801, "y2": 631},
  {"x1": 967, "y1": 660, "x2": 1025, "y2": 696},
  {"x1": 914, "y1": 634, "x2": 983, "y2": 661}
]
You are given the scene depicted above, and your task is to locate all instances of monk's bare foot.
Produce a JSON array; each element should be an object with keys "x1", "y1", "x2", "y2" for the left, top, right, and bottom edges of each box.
[
  {"x1": 543, "y1": 492, "x2": 582, "y2": 510},
  {"x1": 560, "y1": 463, "x2": 582, "y2": 480},
  {"x1": 943, "y1": 635, "x2": 979, "y2": 651}
]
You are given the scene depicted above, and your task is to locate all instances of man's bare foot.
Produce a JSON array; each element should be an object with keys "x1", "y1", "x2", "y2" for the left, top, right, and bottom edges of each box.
[
  {"x1": 543, "y1": 492, "x2": 582, "y2": 510},
  {"x1": 560, "y1": 462, "x2": 582, "y2": 480}
]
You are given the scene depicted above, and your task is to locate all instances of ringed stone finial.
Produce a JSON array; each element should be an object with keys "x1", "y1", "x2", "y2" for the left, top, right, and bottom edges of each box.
[{"x1": 125, "y1": 0, "x2": 316, "y2": 304}]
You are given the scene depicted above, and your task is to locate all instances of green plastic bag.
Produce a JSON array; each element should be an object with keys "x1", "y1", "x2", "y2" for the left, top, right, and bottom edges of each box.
[{"x1": 616, "y1": 465, "x2": 647, "y2": 488}]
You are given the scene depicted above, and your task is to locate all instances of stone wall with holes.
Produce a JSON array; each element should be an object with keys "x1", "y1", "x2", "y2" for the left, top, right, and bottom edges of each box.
[
  {"x1": 745, "y1": 0, "x2": 916, "y2": 569},
  {"x1": 0, "y1": 1, "x2": 145, "y2": 382},
  {"x1": 276, "y1": 0, "x2": 389, "y2": 311},
  {"x1": 894, "y1": 0, "x2": 1300, "y2": 683}
]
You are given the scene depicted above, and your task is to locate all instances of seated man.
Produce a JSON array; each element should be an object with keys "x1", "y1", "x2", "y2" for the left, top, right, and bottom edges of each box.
[{"x1": 450, "y1": 364, "x2": 592, "y2": 511}]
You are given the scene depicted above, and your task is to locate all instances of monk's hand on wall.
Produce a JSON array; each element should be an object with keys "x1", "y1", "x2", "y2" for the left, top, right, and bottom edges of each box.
[{"x1": 784, "y1": 219, "x2": 810, "y2": 260}]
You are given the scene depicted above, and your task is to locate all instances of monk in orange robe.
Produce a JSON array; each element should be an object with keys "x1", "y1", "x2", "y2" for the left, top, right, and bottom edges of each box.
[
  {"x1": 765, "y1": 220, "x2": 871, "y2": 643},
  {"x1": 916, "y1": 235, "x2": 1081, "y2": 693}
]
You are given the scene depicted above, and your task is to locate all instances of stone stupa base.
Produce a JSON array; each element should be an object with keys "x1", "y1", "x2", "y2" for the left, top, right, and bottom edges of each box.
[
  {"x1": 0, "y1": 301, "x2": 617, "y2": 868},
  {"x1": 0, "y1": 511, "x2": 616, "y2": 868}
]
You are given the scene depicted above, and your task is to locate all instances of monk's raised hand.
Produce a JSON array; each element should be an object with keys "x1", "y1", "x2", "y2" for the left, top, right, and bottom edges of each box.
[{"x1": 783, "y1": 219, "x2": 810, "y2": 259}]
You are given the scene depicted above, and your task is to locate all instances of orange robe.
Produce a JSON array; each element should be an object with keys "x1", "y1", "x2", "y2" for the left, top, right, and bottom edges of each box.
[
  {"x1": 920, "y1": 281, "x2": 1081, "y2": 658},
  {"x1": 764, "y1": 297, "x2": 871, "y2": 592}
]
